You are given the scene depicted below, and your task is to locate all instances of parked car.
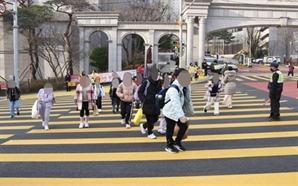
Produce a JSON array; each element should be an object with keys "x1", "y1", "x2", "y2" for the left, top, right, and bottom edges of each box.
[
  {"x1": 253, "y1": 58, "x2": 263, "y2": 64},
  {"x1": 263, "y1": 56, "x2": 280, "y2": 64},
  {"x1": 205, "y1": 58, "x2": 215, "y2": 69}
]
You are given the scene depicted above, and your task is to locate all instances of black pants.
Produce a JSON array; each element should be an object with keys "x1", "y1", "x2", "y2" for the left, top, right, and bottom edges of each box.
[
  {"x1": 143, "y1": 115, "x2": 159, "y2": 135},
  {"x1": 66, "y1": 82, "x2": 71, "y2": 92},
  {"x1": 288, "y1": 71, "x2": 294, "y2": 76},
  {"x1": 80, "y1": 101, "x2": 90, "y2": 117},
  {"x1": 112, "y1": 97, "x2": 120, "y2": 112},
  {"x1": 270, "y1": 93, "x2": 281, "y2": 119},
  {"x1": 165, "y1": 117, "x2": 188, "y2": 147},
  {"x1": 96, "y1": 97, "x2": 102, "y2": 109},
  {"x1": 121, "y1": 101, "x2": 133, "y2": 124},
  {"x1": 204, "y1": 68, "x2": 208, "y2": 76}
]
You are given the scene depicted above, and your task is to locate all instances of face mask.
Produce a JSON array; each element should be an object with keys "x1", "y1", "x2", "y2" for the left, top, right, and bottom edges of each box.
[{"x1": 270, "y1": 69, "x2": 274, "y2": 72}]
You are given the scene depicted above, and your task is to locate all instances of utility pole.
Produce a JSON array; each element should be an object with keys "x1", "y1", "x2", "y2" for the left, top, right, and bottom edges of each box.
[
  {"x1": 13, "y1": 0, "x2": 19, "y2": 87},
  {"x1": 179, "y1": 0, "x2": 182, "y2": 68}
]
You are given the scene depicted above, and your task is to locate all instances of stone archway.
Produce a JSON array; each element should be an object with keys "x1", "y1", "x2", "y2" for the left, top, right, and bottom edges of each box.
[{"x1": 88, "y1": 30, "x2": 109, "y2": 73}]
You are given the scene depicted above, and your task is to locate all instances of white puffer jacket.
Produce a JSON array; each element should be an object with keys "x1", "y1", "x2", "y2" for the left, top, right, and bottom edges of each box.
[
  {"x1": 94, "y1": 84, "x2": 106, "y2": 98},
  {"x1": 162, "y1": 80, "x2": 193, "y2": 122}
]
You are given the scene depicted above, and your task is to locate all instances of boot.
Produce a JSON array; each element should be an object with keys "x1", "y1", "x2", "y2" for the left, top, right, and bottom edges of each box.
[{"x1": 214, "y1": 102, "x2": 220, "y2": 116}]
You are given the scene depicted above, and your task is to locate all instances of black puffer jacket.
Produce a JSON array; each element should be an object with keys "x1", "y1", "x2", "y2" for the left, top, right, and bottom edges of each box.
[{"x1": 138, "y1": 77, "x2": 162, "y2": 116}]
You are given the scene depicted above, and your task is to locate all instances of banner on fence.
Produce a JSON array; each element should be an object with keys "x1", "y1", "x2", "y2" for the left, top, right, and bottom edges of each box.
[{"x1": 70, "y1": 69, "x2": 138, "y2": 85}]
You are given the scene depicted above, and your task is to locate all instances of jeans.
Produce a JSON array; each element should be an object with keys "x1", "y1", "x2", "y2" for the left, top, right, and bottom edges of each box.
[{"x1": 9, "y1": 100, "x2": 20, "y2": 116}]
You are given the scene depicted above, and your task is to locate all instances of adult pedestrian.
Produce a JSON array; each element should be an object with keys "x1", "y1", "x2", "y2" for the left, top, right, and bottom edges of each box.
[
  {"x1": 38, "y1": 83, "x2": 55, "y2": 130},
  {"x1": 202, "y1": 59, "x2": 208, "y2": 76},
  {"x1": 138, "y1": 67, "x2": 162, "y2": 139},
  {"x1": 163, "y1": 68, "x2": 194, "y2": 153},
  {"x1": 116, "y1": 72, "x2": 137, "y2": 128},
  {"x1": 267, "y1": 62, "x2": 284, "y2": 121},
  {"x1": 65, "y1": 73, "x2": 71, "y2": 92},
  {"x1": 222, "y1": 66, "x2": 237, "y2": 108},
  {"x1": 287, "y1": 63, "x2": 294, "y2": 76},
  {"x1": 6, "y1": 80, "x2": 21, "y2": 118},
  {"x1": 74, "y1": 76, "x2": 96, "y2": 128}
]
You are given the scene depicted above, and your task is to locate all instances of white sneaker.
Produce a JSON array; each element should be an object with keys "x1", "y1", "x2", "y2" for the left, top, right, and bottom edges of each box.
[
  {"x1": 44, "y1": 125, "x2": 49, "y2": 130},
  {"x1": 228, "y1": 105, "x2": 233, "y2": 109},
  {"x1": 98, "y1": 109, "x2": 102, "y2": 112},
  {"x1": 79, "y1": 123, "x2": 84, "y2": 128},
  {"x1": 148, "y1": 133, "x2": 156, "y2": 139},
  {"x1": 42, "y1": 122, "x2": 45, "y2": 127},
  {"x1": 140, "y1": 123, "x2": 146, "y2": 134},
  {"x1": 85, "y1": 123, "x2": 89, "y2": 128},
  {"x1": 158, "y1": 129, "x2": 166, "y2": 135},
  {"x1": 126, "y1": 124, "x2": 131, "y2": 129},
  {"x1": 121, "y1": 119, "x2": 125, "y2": 125},
  {"x1": 214, "y1": 113, "x2": 220, "y2": 116}
]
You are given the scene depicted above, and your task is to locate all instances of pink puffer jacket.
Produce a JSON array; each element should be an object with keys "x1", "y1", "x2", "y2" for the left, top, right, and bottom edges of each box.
[{"x1": 116, "y1": 83, "x2": 137, "y2": 103}]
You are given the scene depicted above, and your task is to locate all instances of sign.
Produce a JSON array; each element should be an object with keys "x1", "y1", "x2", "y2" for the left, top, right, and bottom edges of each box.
[
  {"x1": 0, "y1": 83, "x2": 7, "y2": 90},
  {"x1": 70, "y1": 69, "x2": 138, "y2": 85},
  {"x1": 0, "y1": 2, "x2": 6, "y2": 15}
]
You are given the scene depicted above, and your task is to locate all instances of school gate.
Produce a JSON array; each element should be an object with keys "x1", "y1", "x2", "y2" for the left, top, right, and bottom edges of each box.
[{"x1": 75, "y1": 0, "x2": 298, "y2": 73}]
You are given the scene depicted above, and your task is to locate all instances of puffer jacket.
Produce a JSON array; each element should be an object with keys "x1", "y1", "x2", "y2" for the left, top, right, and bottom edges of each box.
[
  {"x1": 138, "y1": 77, "x2": 162, "y2": 116},
  {"x1": 162, "y1": 79, "x2": 194, "y2": 122},
  {"x1": 223, "y1": 70, "x2": 237, "y2": 95},
  {"x1": 116, "y1": 82, "x2": 137, "y2": 103}
]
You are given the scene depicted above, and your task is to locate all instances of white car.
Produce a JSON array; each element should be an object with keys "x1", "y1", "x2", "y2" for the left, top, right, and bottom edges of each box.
[
  {"x1": 227, "y1": 62, "x2": 238, "y2": 72},
  {"x1": 253, "y1": 58, "x2": 263, "y2": 64}
]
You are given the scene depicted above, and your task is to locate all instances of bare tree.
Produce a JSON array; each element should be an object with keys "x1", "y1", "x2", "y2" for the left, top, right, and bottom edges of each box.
[
  {"x1": 282, "y1": 28, "x2": 298, "y2": 54},
  {"x1": 45, "y1": 0, "x2": 94, "y2": 75},
  {"x1": 246, "y1": 27, "x2": 265, "y2": 58}
]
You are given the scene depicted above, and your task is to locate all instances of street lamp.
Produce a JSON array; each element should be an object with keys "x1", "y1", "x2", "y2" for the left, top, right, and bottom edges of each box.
[{"x1": 13, "y1": 0, "x2": 19, "y2": 87}]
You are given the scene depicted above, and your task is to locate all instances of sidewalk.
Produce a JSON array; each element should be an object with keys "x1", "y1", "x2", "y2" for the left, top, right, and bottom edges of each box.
[{"x1": 0, "y1": 76, "x2": 210, "y2": 100}]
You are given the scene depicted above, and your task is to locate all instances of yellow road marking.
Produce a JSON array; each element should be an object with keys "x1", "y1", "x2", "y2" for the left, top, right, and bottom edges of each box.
[
  {"x1": 59, "y1": 107, "x2": 291, "y2": 119},
  {"x1": 0, "y1": 134, "x2": 14, "y2": 139},
  {"x1": 27, "y1": 120, "x2": 298, "y2": 134},
  {"x1": 0, "y1": 126, "x2": 33, "y2": 130},
  {"x1": 235, "y1": 78, "x2": 244, "y2": 81},
  {"x1": 0, "y1": 172, "x2": 297, "y2": 186},
  {"x1": 0, "y1": 146, "x2": 297, "y2": 162},
  {"x1": 0, "y1": 114, "x2": 60, "y2": 119},
  {"x1": 3, "y1": 131, "x2": 298, "y2": 145},
  {"x1": 254, "y1": 76, "x2": 269, "y2": 81},
  {"x1": 0, "y1": 109, "x2": 70, "y2": 114},
  {"x1": 240, "y1": 76, "x2": 259, "y2": 81},
  {"x1": 1, "y1": 172, "x2": 298, "y2": 186}
]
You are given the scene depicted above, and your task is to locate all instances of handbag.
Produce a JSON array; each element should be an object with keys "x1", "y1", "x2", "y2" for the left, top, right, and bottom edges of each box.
[
  {"x1": 93, "y1": 103, "x2": 99, "y2": 116},
  {"x1": 173, "y1": 120, "x2": 190, "y2": 140},
  {"x1": 31, "y1": 100, "x2": 39, "y2": 119},
  {"x1": 133, "y1": 100, "x2": 145, "y2": 125}
]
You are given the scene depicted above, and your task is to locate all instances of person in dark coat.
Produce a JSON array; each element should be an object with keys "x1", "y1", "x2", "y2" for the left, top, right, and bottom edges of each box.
[
  {"x1": 202, "y1": 59, "x2": 208, "y2": 76},
  {"x1": 109, "y1": 77, "x2": 121, "y2": 114},
  {"x1": 138, "y1": 73, "x2": 162, "y2": 139},
  {"x1": 65, "y1": 73, "x2": 71, "y2": 92},
  {"x1": 7, "y1": 84, "x2": 21, "y2": 118}
]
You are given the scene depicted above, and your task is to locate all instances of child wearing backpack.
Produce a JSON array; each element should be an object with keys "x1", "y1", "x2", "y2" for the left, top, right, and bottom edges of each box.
[
  {"x1": 94, "y1": 80, "x2": 105, "y2": 112},
  {"x1": 203, "y1": 79, "x2": 223, "y2": 116}
]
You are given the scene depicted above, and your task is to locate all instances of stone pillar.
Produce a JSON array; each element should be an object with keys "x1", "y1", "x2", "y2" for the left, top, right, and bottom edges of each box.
[
  {"x1": 79, "y1": 27, "x2": 85, "y2": 74},
  {"x1": 187, "y1": 16, "x2": 194, "y2": 68},
  {"x1": 84, "y1": 40, "x2": 91, "y2": 74},
  {"x1": 117, "y1": 43, "x2": 122, "y2": 72},
  {"x1": 109, "y1": 27, "x2": 118, "y2": 72},
  {"x1": 198, "y1": 17, "x2": 206, "y2": 68}
]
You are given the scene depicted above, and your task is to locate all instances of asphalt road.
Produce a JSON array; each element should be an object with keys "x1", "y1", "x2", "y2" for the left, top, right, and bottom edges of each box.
[{"x1": 0, "y1": 73, "x2": 297, "y2": 186}]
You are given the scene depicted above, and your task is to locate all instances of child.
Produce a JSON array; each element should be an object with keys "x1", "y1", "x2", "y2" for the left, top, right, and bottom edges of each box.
[
  {"x1": 38, "y1": 84, "x2": 55, "y2": 130},
  {"x1": 203, "y1": 79, "x2": 223, "y2": 116},
  {"x1": 94, "y1": 79, "x2": 105, "y2": 112},
  {"x1": 6, "y1": 83, "x2": 21, "y2": 118}
]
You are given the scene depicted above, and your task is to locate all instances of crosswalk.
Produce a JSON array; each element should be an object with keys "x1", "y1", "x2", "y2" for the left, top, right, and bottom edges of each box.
[
  {"x1": 0, "y1": 83, "x2": 297, "y2": 185},
  {"x1": 235, "y1": 75, "x2": 298, "y2": 82}
]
